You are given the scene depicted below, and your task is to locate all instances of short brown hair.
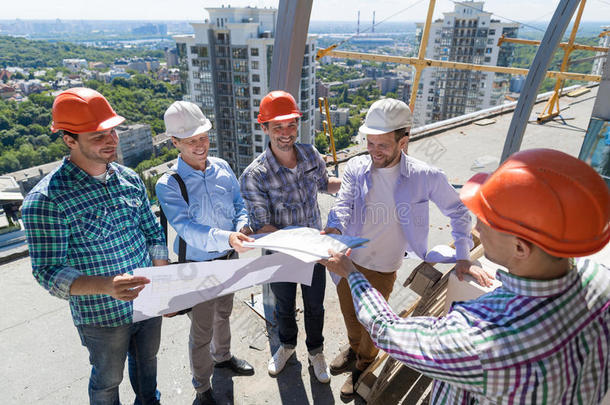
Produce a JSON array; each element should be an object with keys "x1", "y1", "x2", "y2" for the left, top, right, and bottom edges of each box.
[
  {"x1": 62, "y1": 130, "x2": 78, "y2": 140},
  {"x1": 394, "y1": 127, "x2": 409, "y2": 142}
]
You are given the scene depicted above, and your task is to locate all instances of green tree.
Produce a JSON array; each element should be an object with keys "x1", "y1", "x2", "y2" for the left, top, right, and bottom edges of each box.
[{"x1": 315, "y1": 132, "x2": 329, "y2": 154}]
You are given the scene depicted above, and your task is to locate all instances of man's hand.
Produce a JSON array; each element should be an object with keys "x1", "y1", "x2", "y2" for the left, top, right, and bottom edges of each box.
[
  {"x1": 321, "y1": 227, "x2": 341, "y2": 235},
  {"x1": 319, "y1": 248, "x2": 357, "y2": 279},
  {"x1": 455, "y1": 260, "x2": 495, "y2": 288},
  {"x1": 229, "y1": 232, "x2": 255, "y2": 253},
  {"x1": 327, "y1": 177, "x2": 342, "y2": 194},
  {"x1": 163, "y1": 312, "x2": 179, "y2": 318},
  {"x1": 152, "y1": 259, "x2": 169, "y2": 266},
  {"x1": 256, "y1": 224, "x2": 278, "y2": 234},
  {"x1": 104, "y1": 274, "x2": 150, "y2": 301},
  {"x1": 239, "y1": 225, "x2": 254, "y2": 236}
]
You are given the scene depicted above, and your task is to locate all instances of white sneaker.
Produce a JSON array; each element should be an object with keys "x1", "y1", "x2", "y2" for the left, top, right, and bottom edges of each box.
[
  {"x1": 268, "y1": 346, "x2": 295, "y2": 376},
  {"x1": 308, "y1": 352, "x2": 331, "y2": 383}
]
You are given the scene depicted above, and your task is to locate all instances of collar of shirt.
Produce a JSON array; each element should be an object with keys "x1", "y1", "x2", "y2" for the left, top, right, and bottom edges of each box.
[
  {"x1": 264, "y1": 143, "x2": 308, "y2": 175},
  {"x1": 496, "y1": 266, "x2": 579, "y2": 297},
  {"x1": 63, "y1": 157, "x2": 118, "y2": 185},
  {"x1": 176, "y1": 155, "x2": 217, "y2": 179},
  {"x1": 362, "y1": 152, "x2": 416, "y2": 180}
]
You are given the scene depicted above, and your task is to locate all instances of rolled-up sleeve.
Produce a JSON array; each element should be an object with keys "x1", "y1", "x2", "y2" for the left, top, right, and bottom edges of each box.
[
  {"x1": 429, "y1": 171, "x2": 473, "y2": 260},
  {"x1": 22, "y1": 192, "x2": 83, "y2": 300},
  {"x1": 314, "y1": 149, "x2": 329, "y2": 192},
  {"x1": 327, "y1": 159, "x2": 358, "y2": 233},
  {"x1": 239, "y1": 170, "x2": 271, "y2": 232}
]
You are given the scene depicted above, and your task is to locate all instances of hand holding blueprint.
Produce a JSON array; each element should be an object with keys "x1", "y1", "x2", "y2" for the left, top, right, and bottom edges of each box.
[
  {"x1": 133, "y1": 252, "x2": 316, "y2": 322},
  {"x1": 243, "y1": 226, "x2": 368, "y2": 262}
]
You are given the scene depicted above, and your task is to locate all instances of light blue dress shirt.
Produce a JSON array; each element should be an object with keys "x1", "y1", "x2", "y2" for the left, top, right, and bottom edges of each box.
[
  {"x1": 156, "y1": 156, "x2": 249, "y2": 261},
  {"x1": 327, "y1": 153, "x2": 473, "y2": 261}
]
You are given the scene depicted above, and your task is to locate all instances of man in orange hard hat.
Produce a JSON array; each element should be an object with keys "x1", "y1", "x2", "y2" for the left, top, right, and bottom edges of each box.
[
  {"x1": 239, "y1": 90, "x2": 341, "y2": 383},
  {"x1": 322, "y1": 149, "x2": 610, "y2": 403},
  {"x1": 22, "y1": 88, "x2": 169, "y2": 405}
]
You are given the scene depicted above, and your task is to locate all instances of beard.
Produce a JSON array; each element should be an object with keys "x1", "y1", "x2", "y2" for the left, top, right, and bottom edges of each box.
[
  {"x1": 80, "y1": 144, "x2": 117, "y2": 165},
  {"x1": 372, "y1": 148, "x2": 401, "y2": 168}
]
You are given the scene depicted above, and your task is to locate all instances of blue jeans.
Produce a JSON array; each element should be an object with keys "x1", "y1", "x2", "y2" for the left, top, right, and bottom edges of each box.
[
  {"x1": 76, "y1": 316, "x2": 162, "y2": 405},
  {"x1": 270, "y1": 263, "x2": 326, "y2": 353}
]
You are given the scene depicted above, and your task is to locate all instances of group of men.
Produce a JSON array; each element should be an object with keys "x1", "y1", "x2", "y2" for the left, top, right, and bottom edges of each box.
[{"x1": 21, "y1": 86, "x2": 609, "y2": 405}]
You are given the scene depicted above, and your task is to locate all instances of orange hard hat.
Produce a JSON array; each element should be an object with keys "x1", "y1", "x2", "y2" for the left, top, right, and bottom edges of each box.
[
  {"x1": 460, "y1": 148, "x2": 610, "y2": 257},
  {"x1": 257, "y1": 90, "x2": 302, "y2": 124},
  {"x1": 51, "y1": 87, "x2": 125, "y2": 134}
]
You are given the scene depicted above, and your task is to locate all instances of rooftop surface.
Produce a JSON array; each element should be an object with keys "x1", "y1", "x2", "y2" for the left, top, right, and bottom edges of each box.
[{"x1": 1, "y1": 87, "x2": 605, "y2": 405}]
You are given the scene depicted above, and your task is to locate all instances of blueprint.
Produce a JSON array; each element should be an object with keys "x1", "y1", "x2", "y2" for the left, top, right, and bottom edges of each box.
[
  {"x1": 243, "y1": 227, "x2": 368, "y2": 262},
  {"x1": 133, "y1": 252, "x2": 315, "y2": 322}
]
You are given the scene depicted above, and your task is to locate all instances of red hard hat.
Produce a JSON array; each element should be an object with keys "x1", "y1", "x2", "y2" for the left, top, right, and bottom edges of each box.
[
  {"x1": 51, "y1": 87, "x2": 125, "y2": 133},
  {"x1": 257, "y1": 90, "x2": 302, "y2": 124},
  {"x1": 460, "y1": 148, "x2": 610, "y2": 257}
]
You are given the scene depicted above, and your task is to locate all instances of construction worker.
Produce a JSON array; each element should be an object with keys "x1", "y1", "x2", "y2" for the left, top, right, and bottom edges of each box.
[
  {"x1": 324, "y1": 98, "x2": 492, "y2": 399},
  {"x1": 21, "y1": 88, "x2": 169, "y2": 405},
  {"x1": 239, "y1": 90, "x2": 341, "y2": 383},
  {"x1": 155, "y1": 101, "x2": 255, "y2": 405},
  {"x1": 322, "y1": 148, "x2": 610, "y2": 404}
]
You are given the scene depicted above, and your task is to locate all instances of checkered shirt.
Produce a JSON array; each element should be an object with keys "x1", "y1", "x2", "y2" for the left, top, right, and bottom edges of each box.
[
  {"x1": 348, "y1": 258, "x2": 610, "y2": 404},
  {"x1": 239, "y1": 143, "x2": 329, "y2": 231},
  {"x1": 22, "y1": 158, "x2": 168, "y2": 327}
]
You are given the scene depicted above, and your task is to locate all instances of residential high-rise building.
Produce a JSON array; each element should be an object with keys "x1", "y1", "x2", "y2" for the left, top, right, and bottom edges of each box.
[
  {"x1": 115, "y1": 124, "x2": 153, "y2": 168},
  {"x1": 413, "y1": 1, "x2": 518, "y2": 127},
  {"x1": 174, "y1": 6, "x2": 317, "y2": 175}
]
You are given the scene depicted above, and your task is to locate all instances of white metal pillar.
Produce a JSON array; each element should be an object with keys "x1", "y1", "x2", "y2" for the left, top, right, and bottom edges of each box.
[{"x1": 501, "y1": 0, "x2": 582, "y2": 162}]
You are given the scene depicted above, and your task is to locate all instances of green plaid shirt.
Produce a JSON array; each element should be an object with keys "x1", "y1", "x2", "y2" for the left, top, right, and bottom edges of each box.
[{"x1": 22, "y1": 158, "x2": 168, "y2": 327}]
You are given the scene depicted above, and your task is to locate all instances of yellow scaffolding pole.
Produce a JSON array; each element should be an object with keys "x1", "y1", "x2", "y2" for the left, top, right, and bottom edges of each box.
[
  {"x1": 498, "y1": 35, "x2": 608, "y2": 53},
  {"x1": 409, "y1": 0, "x2": 436, "y2": 112},
  {"x1": 318, "y1": 97, "x2": 338, "y2": 165},
  {"x1": 317, "y1": 49, "x2": 601, "y2": 82},
  {"x1": 538, "y1": 0, "x2": 587, "y2": 122}
]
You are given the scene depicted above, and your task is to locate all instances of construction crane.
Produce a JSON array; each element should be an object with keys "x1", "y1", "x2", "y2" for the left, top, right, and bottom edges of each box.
[{"x1": 315, "y1": 0, "x2": 601, "y2": 122}]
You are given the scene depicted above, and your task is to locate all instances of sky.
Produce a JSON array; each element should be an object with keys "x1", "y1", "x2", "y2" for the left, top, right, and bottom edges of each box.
[{"x1": 5, "y1": 0, "x2": 610, "y2": 22}]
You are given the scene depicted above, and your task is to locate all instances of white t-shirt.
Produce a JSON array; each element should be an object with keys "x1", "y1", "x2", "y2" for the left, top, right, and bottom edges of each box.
[
  {"x1": 92, "y1": 171, "x2": 108, "y2": 183},
  {"x1": 350, "y1": 163, "x2": 408, "y2": 272}
]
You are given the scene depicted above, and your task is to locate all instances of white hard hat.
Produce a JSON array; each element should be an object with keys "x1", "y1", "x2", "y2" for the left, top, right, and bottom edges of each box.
[
  {"x1": 359, "y1": 98, "x2": 412, "y2": 135},
  {"x1": 164, "y1": 101, "x2": 212, "y2": 139}
]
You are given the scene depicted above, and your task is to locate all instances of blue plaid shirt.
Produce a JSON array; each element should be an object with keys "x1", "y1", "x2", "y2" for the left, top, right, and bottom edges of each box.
[
  {"x1": 239, "y1": 143, "x2": 329, "y2": 231},
  {"x1": 22, "y1": 158, "x2": 168, "y2": 327}
]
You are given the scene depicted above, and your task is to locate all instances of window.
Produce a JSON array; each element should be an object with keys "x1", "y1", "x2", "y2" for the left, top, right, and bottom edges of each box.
[
  {"x1": 487, "y1": 38, "x2": 494, "y2": 44},
  {"x1": 252, "y1": 74, "x2": 260, "y2": 82},
  {"x1": 251, "y1": 47, "x2": 259, "y2": 56},
  {"x1": 232, "y1": 60, "x2": 248, "y2": 72},
  {"x1": 232, "y1": 47, "x2": 248, "y2": 60},
  {"x1": 484, "y1": 56, "x2": 491, "y2": 63},
  {"x1": 236, "y1": 99, "x2": 249, "y2": 110},
  {"x1": 255, "y1": 146, "x2": 263, "y2": 153},
  {"x1": 251, "y1": 60, "x2": 259, "y2": 70},
  {"x1": 253, "y1": 99, "x2": 260, "y2": 107},
  {"x1": 255, "y1": 134, "x2": 262, "y2": 141},
  {"x1": 485, "y1": 48, "x2": 492, "y2": 54},
  {"x1": 489, "y1": 29, "x2": 495, "y2": 35},
  {"x1": 253, "y1": 86, "x2": 260, "y2": 95}
]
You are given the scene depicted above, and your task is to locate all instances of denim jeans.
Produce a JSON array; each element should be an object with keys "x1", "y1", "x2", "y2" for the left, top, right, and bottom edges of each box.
[
  {"x1": 270, "y1": 263, "x2": 326, "y2": 353},
  {"x1": 76, "y1": 316, "x2": 162, "y2": 405}
]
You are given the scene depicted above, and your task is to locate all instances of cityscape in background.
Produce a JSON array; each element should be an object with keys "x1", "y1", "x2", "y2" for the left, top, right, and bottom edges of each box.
[{"x1": 0, "y1": 2, "x2": 609, "y2": 207}]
